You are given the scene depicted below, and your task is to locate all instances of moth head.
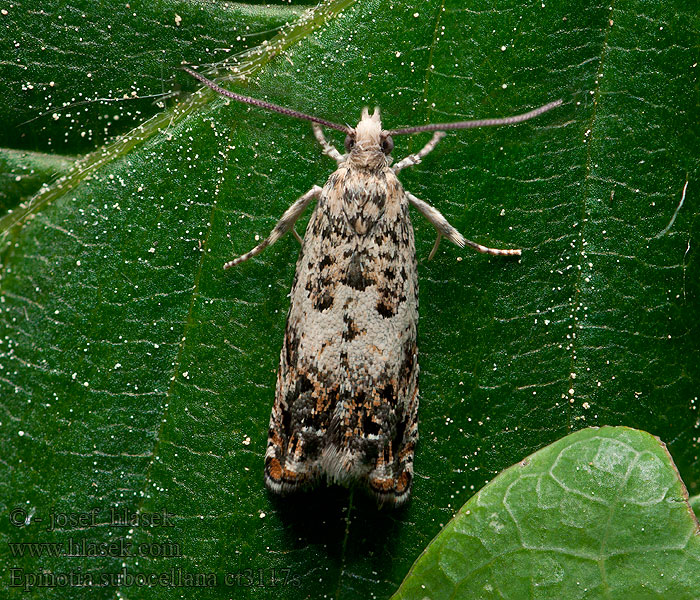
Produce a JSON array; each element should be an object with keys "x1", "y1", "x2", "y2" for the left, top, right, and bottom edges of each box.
[{"x1": 345, "y1": 107, "x2": 394, "y2": 156}]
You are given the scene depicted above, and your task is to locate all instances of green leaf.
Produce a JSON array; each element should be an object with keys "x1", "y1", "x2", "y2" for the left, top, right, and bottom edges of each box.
[
  {"x1": 0, "y1": 0, "x2": 698, "y2": 599},
  {"x1": 1, "y1": 0, "x2": 305, "y2": 152},
  {"x1": 0, "y1": 149, "x2": 73, "y2": 213},
  {"x1": 392, "y1": 426, "x2": 700, "y2": 600}
]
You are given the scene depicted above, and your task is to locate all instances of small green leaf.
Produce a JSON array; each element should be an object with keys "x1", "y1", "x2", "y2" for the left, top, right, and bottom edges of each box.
[{"x1": 393, "y1": 427, "x2": 700, "y2": 600}]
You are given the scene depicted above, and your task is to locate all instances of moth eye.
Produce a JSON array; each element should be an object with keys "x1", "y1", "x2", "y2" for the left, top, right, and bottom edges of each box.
[
  {"x1": 381, "y1": 135, "x2": 394, "y2": 155},
  {"x1": 344, "y1": 135, "x2": 355, "y2": 153}
]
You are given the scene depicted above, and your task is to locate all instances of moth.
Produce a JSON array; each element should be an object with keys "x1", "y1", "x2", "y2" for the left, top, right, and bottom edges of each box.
[{"x1": 185, "y1": 67, "x2": 561, "y2": 506}]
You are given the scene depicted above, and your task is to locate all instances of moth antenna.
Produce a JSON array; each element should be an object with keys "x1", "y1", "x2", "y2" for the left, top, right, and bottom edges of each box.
[
  {"x1": 388, "y1": 99, "x2": 563, "y2": 135},
  {"x1": 184, "y1": 67, "x2": 352, "y2": 134}
]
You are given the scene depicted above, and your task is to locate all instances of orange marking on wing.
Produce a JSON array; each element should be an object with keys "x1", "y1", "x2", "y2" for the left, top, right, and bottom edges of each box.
[
  {"x1": 395, "y1": 471, "x2": 411, "y2": 494},
  {"x1": 266, "y1": 457, "x2": 283, "y2": 481}
]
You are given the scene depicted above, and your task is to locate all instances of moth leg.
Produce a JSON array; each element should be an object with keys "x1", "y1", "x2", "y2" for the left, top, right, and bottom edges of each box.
[
  {"x1": 312, "y1": 123, "x2": 345, "y2": 164},
  {"x1": 224, "y1": 185, "x2": 322, "y2": 269},
  {"x1": 393, "y1": 131, "x2": 446, "y2": 173},
  {"x1": 428, "y1": 232, "x2": 442, "y2": 261},
  {"x1": 406, "y1": 191, "x2": 522, "y2": 257}
]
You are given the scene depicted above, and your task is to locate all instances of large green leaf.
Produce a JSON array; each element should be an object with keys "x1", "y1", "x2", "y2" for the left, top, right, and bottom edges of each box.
[
  {"x1": 0, "y1": 0, "x2": 697, "y2": 599},
  {"x1": 0, "y1": 0, "x2": 306, "y2": 152},
  {"x1": 0, "y1": 149, "x2": 73, "y2": 214},
  {"x1": 392, "y1": 427, "x2": 700, "y2": 599}
]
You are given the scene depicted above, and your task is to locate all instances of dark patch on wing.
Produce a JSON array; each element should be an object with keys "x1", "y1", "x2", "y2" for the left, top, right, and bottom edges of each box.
[
  {"x1": 344, "y1": 252, "x2": 371, "y2": 291},
  {"x1": 285, "y1": 327, "x2": 299, "y2": 365},
  {"x1": 399, "y1": 340, "x2": 417, "y2": 392},
  {"x1": 380, "y1": 383, "x2": 396, "y2": 407},
  {"x1": 285, "y1": 372, "x2": 313, "y2": 409},
  {"x1": 315, "y1": 291, "x2": 334, "y2": 311},
  {"x1": 376, "y1": 289, "x2": 406, "y2": 318},
  {"x1": 342, "y1": 314, "x2": 364, "y2": 342},
  {"x1": 281, "y1": 406, "x2": 292, "y2": 437},
  {"x1": 391, "y1": 415, "x2": 406, "y2": 455},
  {"x1": 362, "y1": 413, "x2": 382, "y2": 437}
]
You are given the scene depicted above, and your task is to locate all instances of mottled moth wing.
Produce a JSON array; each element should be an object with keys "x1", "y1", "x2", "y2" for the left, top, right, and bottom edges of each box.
[{"x1": 265, "y1": 165, "x2": 419, "y2": 506}]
